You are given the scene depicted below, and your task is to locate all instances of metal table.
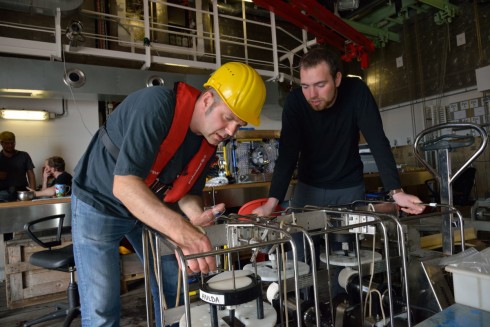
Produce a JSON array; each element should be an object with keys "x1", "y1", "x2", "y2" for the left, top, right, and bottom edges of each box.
[{"x1": 0, "y1": 197, "x2": 71, "y2": 233}]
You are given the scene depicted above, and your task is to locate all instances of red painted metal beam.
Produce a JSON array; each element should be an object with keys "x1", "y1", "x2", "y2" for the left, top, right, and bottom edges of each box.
[
  {"x1": 252, "y1": 0, "x2": 346, "y2": 51},
  {"x1": 289, "y1": 0, "x2": 375, "y2": 52}
]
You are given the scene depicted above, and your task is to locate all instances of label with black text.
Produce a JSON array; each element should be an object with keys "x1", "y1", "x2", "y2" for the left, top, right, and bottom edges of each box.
[{"x1": 200, "y1": 290, "x2": 225, "y2": 305}]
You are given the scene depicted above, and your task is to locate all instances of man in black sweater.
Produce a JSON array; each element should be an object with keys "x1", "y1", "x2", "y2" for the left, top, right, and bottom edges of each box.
[
  {"x1": 253, "y1": 46, "x2": 424, "y2": 299},
  {"x1": 254, "y1": 46, "x2": 424, "y2": 218}
]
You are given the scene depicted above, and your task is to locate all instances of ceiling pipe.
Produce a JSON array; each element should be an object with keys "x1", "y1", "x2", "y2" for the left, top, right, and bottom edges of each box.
[
  {"x1": 141, "y1": 0, "x2": 151, "y2": 70},
  {"x1": 212, "y1": 0, "x2": 222, "y2": 67},
  {"x1": 269, "y1": 11, "x2": 279, "y2": 78},
  {"x1": 54, "y1": 8, "x2": 62, "y2": 60},
  {"x1": 242, "y1": 1, "x2": 249, "y2": 64}
]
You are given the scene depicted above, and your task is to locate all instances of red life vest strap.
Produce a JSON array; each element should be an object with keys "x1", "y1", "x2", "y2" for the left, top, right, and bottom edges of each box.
[
  {"x1": 164, "y1": 140, "x2": 215, "y2": 203},
  {"x1": 144, "y1": 82, "x2": 216, "y2": 203}
]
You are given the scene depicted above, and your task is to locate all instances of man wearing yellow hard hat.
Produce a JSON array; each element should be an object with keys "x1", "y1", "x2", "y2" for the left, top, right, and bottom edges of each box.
[{"x1": 71, "y1": 62, "x2": 266, "y2": 326}]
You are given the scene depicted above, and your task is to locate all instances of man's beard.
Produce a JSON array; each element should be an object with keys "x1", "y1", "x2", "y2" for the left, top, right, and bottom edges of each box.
[{"x1": 308, "y1": 88, "x2": 337, "y2": 111}]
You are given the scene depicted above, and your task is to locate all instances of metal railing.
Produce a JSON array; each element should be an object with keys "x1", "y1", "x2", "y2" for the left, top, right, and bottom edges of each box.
[{"x1": 0, "y1": 0, "x2": 313, "y2": 82}]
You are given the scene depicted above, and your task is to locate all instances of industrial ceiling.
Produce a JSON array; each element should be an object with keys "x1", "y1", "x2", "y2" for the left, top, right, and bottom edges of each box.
[{"x1": 0, "y1": 0, "x2": 472, "y2": 85}]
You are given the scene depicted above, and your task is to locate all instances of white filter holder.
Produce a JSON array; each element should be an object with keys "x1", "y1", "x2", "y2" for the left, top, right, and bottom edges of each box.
[
  {"x1": 320, "y1": 250, "x2": 382, "y2": 267},
  {"x1": 266, "y1": 282, "x2": 280, "y2": 303},
  {"x1": 243, "y1": 260, "x2": 310, "y2": 282},
  {"x1": 205, "y1": 270, "x2": 253, "y2": 290},
  {"x1": 338, "y1": 267, "x2": 358, "y2": 290}
]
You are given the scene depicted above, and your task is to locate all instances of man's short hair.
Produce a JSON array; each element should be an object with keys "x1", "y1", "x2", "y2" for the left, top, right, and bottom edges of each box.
[
  {"x1": 47, "y1": 156, "x2": 65, "y2": 172},
  {"x1": 300, "y1": 46, "x2": 341, "y2": 78},
  {"x1": 0, "y1": 131, "x2": 15, "y2": 142}
]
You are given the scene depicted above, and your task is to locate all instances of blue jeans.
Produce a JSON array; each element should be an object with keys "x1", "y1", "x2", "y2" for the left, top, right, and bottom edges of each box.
[{"x1": 72, "y1": 194, "x2": 181, "y2": 327}]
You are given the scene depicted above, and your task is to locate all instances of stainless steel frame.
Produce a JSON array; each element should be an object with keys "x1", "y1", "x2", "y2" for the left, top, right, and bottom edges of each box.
[
  {"x1": 414, "y1": 122, "x2": 488, "y2": 255},
  {"x1": 140, "y1": 201, "x2": 465, "y2": 327},
  {"x1": 142, "y1": 220, "x2": 304, "y2": 327}
]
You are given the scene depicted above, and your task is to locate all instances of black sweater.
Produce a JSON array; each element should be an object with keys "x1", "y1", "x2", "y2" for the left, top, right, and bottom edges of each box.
[{"x1": 269, "y1": 77, "x2": 401, "y2": 202}]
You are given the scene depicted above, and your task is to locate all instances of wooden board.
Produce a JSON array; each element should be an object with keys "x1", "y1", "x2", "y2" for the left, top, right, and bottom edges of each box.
[
  {"x1": 420, "y1": 227, "x2": 477, "y2": 250},
  {"x1": 234, "y1": 130, "x2": 280, "y2": 140},
  {"x1": 120, "y1": 252, "x2": 144, "y2": 294},
  {"x1": 4, "y1": 235, "x2": 73, "y2": 309}
]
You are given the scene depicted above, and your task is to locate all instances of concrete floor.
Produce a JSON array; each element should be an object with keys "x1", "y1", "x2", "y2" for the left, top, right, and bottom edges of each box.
[{"x1": 0, "y1": 279, "x2": 148, "y2": 327}]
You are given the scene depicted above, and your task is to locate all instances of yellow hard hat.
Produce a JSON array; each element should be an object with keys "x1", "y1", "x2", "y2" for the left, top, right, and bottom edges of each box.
[{"x1": 204, "y1": 62, "x2": 265, "y2": 126}]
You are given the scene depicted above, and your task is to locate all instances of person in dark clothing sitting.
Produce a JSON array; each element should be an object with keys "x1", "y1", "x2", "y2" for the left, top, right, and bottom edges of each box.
[{"x1": 28, "y1": 156, "x2": 72, "y2": 197}]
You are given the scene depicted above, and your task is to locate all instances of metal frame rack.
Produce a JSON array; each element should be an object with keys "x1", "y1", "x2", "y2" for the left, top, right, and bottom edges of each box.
[{"x1": 141, "y1": 202, "x2": 466, "y2": 327}]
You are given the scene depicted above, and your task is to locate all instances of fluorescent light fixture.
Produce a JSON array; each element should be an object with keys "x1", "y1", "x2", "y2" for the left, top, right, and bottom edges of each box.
[
  {"x1": 347, "y1": 74, "x2": 363, "y2": 80},
  {"x1": 164, "y1": 62, "x2": 190, "y2": 68},
  {"x1": 0, "y1": 109, "x2": 50, "y2": 121},
  {"x1": 0, "y1": 89, "x2": 44, "y2": 97}
]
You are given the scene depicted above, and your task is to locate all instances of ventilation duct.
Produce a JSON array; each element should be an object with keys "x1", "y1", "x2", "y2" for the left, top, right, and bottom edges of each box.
[
  {"x1": 63, "y1": 68, "x2": 86, "y2": 88},
  {"x1": 0, "y1": 0, "x2": 83, "y2": 16},
  {"x1": 146, "y1": 76, "x2": 165, "y2": 87}
]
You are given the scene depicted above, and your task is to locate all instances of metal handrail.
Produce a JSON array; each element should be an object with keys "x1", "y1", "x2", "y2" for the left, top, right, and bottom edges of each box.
[{"x1": 414, "y1": 122, "x2": 488, "y2": 185}]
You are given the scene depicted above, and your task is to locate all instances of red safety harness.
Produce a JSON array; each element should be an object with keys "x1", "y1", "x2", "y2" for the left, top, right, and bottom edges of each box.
[{"x1": 145, "y1": 82, "x2": 216, "y2": 203}]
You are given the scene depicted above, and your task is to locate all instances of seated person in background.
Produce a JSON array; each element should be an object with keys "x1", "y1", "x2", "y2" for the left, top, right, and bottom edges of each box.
[
  {"x1": 0, "y1": 131, "x2": 36, "y2": 201},
  {"x1": 28, "y1": 156, "x2": 72, "y2": 197}
]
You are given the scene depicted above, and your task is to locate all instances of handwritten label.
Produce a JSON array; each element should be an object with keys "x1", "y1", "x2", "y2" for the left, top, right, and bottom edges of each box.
[{"x1": 200, "y1": 291, "x2": 225, "y2": 305}]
